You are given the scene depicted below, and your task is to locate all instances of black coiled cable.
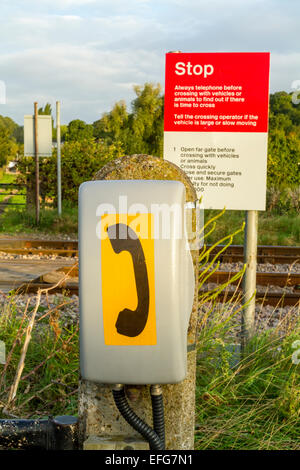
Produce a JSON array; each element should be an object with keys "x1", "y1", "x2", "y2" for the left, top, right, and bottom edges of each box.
[
  {"x1": 151, "y1": 391, "x2": 165, "y2": 448},
  {"x1": 112, "y1": 386, "x2": 165, "y2": 450}
]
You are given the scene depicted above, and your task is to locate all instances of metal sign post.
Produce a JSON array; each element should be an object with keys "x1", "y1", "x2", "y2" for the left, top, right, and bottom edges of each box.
[
  {"x1": 34, "y1": 102, "x2": 40, "y2": 225},
  {"x1": 56, "y1": 101, "x2": 62, "y2": 216},
  {"x1": 242, "y1": 210, "x2": 258, "y2": 348}
]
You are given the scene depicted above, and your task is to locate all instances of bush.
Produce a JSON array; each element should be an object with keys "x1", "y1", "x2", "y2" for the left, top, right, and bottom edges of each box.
[
  {"x1": 266, "y1": 185, "x2": 300, "y2": 214},
  {"x1": 17, "y1": 139, "x2": 124, "y2": 205}
]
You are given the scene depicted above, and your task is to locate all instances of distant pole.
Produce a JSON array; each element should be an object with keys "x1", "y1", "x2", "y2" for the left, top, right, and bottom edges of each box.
[
  {"x1": 34, "y1": 102, "x2": 40, "y2": 224},
  {"x1": 242, "y1": 210, "x2": 258, "y2": 349},
  {"x1": 56, "y1": 101, "x2": 62, "y2": 216}
]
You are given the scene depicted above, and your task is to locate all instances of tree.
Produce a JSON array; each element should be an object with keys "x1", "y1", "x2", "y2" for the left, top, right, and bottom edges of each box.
[
  {"x1": 93, "y1": 83, "x2": 164, "y2": 157},
  {"x1": 13, "y1": 126, "x2": 24, "y2": 144},
  {"x1": 269, "y1": 92, "x2": 300, "y2": 131},
  {"x1": 93, "y1": 101, "x2": 129, "y2": 145},
  {"x1": 268, "y1": 91, "x2": 300, "y2": 189},
  {"x1": 52, "y1": 125, "x2": 68, "y2": 143},
  {"x1": 38, "y1": 103, "x2": 52, "y2": 116},
  {"x1": 38, "y1": 102, "x2": 54, "y2": 132},
  {"x1": 0, "y1": 115, "x2": 19, "y2": 139},
  {"x1": 0, "y1": 127, "x2": 18, "y2": 167},
  {"x1": 0, "y1": 115, "x2": 22, "y2": 163},
  {"x1": 128, "y1": 83, "x2": 164, "y2": 156},
  {"x1": 65, "y1": 119, "x2": 94, "y2": 142}
]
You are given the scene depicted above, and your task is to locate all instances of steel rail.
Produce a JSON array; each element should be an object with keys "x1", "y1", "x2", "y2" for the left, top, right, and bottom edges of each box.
[
  {"x1": 0, "y1": 240, "x2": 299, "y2": 263},
  {"x1": 1, "y1": 267, "x2": 296, "y2": 306}
]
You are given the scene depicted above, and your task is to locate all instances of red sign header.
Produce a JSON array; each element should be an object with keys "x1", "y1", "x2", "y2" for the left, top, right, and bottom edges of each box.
[{"x1": 164, "y1": 52, "x2": 270, "y2": 133}]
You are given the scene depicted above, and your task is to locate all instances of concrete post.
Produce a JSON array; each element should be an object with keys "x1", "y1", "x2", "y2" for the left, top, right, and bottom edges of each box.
[{"x1": 78, "y1": 154, "x2": 199, "y2": 450}]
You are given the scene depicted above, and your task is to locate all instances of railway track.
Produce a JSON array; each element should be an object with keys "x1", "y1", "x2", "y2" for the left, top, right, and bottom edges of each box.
[
  {"x1": 13, "y1": 271, "x2": 299, "y2": 307},
  {"x1": 0, "y1": 239, "x2": 299, "y2": 264},
  {"x1": 0, "y1": 239, "x2": 299, "y2": 306},
  {"x1": 0, "y1": 239, "x2": 78, "y2": 257},
  {"x1": 203, "y1": 244, "x2": 300, "y2": 265},
  {"x1": 199, "y1": 270, "x2": 300, "y2": 307},
  {"x1": 200, "y1": 289, "x2": 300, "y2": 307},
  {"x1": 203, "y1": 270, "x2": 300, "y2": 288}
]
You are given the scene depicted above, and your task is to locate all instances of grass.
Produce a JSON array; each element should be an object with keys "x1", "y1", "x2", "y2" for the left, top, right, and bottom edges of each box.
[
  {"x1": 0, "y1": 291, "x2": 79, "y2": 418},
  {"x1": 0, "y1": 173, "x2": 16, "y2": 185},
  {"x1": 0, "y1": 289, "x2": 299, "y2": 450},
  {"x1": 0, "y1": 204, "x2": 78, "y2": 236},
  {"x1": 0, "y1": 172, "x2": 26, "y2": 209},
  {"x1": 204, "y1": 209, "x2": 300, "y2": 246},
  {"x1": 0, "y1": 172, "x2": 77, "y2": 235},
  {"x1": 0, "y1": 205, "x2": 299, "y2": 247},
  {"x1": 195, "y1": 299, "x2": 300, "y2": 450}
]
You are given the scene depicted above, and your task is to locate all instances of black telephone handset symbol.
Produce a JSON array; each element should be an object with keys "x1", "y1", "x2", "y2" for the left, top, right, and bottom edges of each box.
[{"x1": 107, "y1": 223, "x2": 150, "y2": 338}]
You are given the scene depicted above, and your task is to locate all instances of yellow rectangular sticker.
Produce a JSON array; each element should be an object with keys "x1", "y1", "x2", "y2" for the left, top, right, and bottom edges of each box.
[{"x1": 101, "y1": 213, "x2": 156, "y2": 346}]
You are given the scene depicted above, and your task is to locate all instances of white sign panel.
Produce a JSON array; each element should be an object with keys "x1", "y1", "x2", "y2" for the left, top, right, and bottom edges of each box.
[
  {"x1": 24, "y1": 114, "x2": 52, "y2": 157},
  {"x1": 163, "y1": 132, "x2": 268, "y2": 211},
  {"x1": 163, "y1": 52, "x2": 270, "y2": 210}
]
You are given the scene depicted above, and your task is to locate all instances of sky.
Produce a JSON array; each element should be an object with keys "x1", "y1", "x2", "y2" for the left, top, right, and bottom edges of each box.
[{"x1": 0, "y1": 0, "x2": 299, "y2": 125}]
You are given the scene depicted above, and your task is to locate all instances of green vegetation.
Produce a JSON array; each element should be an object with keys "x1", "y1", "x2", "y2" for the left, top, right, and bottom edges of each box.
[
  {"x1": 93, "y1": 83, "x2": 164, "y2": 157},
  {"x1": 0, "y1": 87, "x2": 298, "y2": 245},
  {"x1": 0, "y1": 173, "x2": 26, "y2": 208},
  {"x1": 204, "y1": 210, "x2": 300, "y2": 246},
  {"x1": 17, "y1": 139, "x2": 123, "y2": 205},
  {"x1": 0, "y1": 203, "x2": 77, "y2": 235},
  {"x1": 268, "y1": 92, "x2": 300, "y2": 189},
  {"x1": 0, "y1": 292, "x2": 79, "y2": 418},
  {"x1": 0, "y1": 116, "x2": 20, "y2": 168},
  {"x1": 0, "y1": 173, "x2": 14, "y2": 205},
  {"x1": 0, "y1": 128, "x2": 18, "y2": 168},
  {"x1": 195, "y1": 301, "x2": 300, "y2": 450},
  {"x1": 38, "y1": 103, "x2": 52, "y2": 117},
  {"x1": 0, "y1": 87, "x2": 298, "y2": 219},
  {"x1": 1, "y1": 289, "x2": 299, "y2": 449},
  {"x1": 0, "y1": 173, "x2": 16, "y2": 184},
  {"x1": 195, "y1": 211, "x2": 300, "y2": 450},
  {"x1": 65, "y1": 119, "x2": 94, "y2": 142},
  {"x1": 1, "y1": 189, "x2": 298, "y2": 246}
]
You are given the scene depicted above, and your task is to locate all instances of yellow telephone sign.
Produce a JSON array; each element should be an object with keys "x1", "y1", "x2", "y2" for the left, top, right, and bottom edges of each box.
[{"x1": 101, "y1": 213, "x2": 157, "y2": 346}]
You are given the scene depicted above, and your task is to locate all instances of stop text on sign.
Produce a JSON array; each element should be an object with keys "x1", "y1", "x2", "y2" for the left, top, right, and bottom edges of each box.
[{"x1": 175, "y1": 62, "x2": 214, "y2": 77}]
